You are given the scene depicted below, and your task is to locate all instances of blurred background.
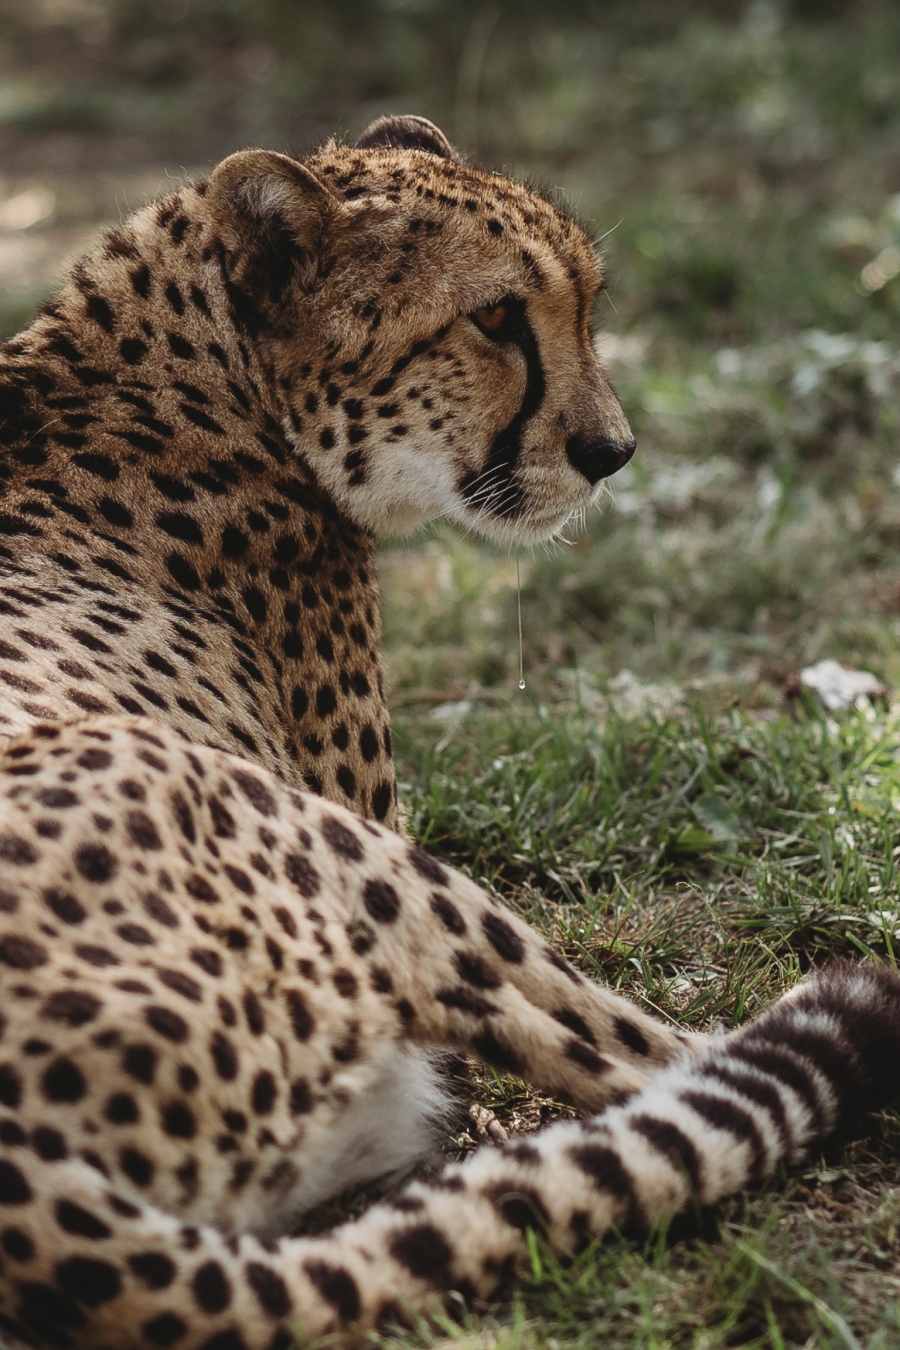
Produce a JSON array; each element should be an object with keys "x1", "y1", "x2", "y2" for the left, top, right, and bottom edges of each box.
[{"x1": 2, "y1": 0, "x2": 900, "y2": 710}]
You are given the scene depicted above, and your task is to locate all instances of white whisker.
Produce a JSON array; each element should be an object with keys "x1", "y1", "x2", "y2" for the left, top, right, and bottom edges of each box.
[{"x1": 593, "y1": 218, "x2": 623, "y2": 246}]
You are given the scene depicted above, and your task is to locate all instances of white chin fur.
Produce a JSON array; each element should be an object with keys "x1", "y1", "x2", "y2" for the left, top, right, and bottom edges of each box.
[
  {"x1": 457, "y1": 501, "x2": 589, "y2": 547},
  {"x1": 257, "y1": 1044, "x2": 451, "y2": 1236}
]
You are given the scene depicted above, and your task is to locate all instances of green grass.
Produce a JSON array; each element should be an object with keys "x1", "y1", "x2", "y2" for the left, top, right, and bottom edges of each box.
[
  {"x1": 381, "y1": 699, "x2": 900, "y2": 1348},
  {"x1": 398, "y1": 691, "x2": 900, "y2": 1055},
  {"x1": 5, "y1": 1, "x2": 900, "y2": 1344}
]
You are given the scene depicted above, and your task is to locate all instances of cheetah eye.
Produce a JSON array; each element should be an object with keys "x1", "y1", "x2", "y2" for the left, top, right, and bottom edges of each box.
[{"x1": 470, "y1": 298, "x2": 516, "y2": 340}]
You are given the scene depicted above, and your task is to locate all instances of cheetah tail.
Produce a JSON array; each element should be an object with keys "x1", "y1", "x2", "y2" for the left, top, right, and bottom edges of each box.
[{"x1": 1, "y1": 961, "x2": 898, "y2": 1350}]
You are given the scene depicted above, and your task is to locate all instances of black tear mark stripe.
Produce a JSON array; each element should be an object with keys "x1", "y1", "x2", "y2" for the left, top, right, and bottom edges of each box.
[{"x1": 459, "y1": 297, "x2": 546, "y2": 518}]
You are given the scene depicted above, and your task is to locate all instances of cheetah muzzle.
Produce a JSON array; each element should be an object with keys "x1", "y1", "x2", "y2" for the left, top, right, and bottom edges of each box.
[{"x1": 0, "y1": 114, "x2": 896, "y2": 1350}]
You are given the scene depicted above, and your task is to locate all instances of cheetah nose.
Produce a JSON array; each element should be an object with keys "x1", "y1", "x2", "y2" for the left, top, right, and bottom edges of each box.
[{"x1": 565, "y1": 433, "x2": 636, "y2": 486}]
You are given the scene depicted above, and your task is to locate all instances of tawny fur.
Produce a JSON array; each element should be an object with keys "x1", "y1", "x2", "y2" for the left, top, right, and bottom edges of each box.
[
  {"x1": 0, "y1": 115, "x2": 896, "y2": 1350},
  {"x1": 0, "y1": 114, "x2": 630, "y2": 823}
]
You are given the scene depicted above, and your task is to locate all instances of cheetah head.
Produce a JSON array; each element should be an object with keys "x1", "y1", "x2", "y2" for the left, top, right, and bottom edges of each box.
[{"x1": 207, "y1": 115, "x2": 635, "y2": 546}]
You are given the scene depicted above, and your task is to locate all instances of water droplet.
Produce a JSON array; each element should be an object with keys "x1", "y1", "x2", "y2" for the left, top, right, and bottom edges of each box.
[{"x1": 518, "y1": 678, "x2": 526, "y2": 691}]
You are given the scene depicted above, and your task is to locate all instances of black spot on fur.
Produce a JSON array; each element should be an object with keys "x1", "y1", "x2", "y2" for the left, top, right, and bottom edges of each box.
[
  {"x1": 290, "y1": 1078, "x2": 312, "y2": 1114},
  {"x1": 372, "y1": 781, "x2": 393, "y2": 821},
  {"x1": 105, "y1": 1092, "x2": 139, "y2": 1125},
  {"x1": 481, "y1": 910, "x2": 525, "y2": 963},
  {"x1": 0, "y1": 835, "x2": 37, "y2": 866},
  {"x1": 166, "y1": 553, "x2": 201, "y2": 591},
  {"x1": 74, "y1": 843, "x2": 117, "y2": 884},
  {"x1": 232, "y1": 769, "x2": 277, "y2": 816},
  {"x1": 192, "y1": 1261, "x2": 232, "y2": 1313},
  {"x1": 242, "y1": 991, "x2": 265, "y2": 1035},
  {"x1": 41, "y1": 990, "x2": 102, "y2": 1027},
  {"x1": 251, "y1": 1070, "x2": 277, "y2": 1115},
  {"x1": 454, "y1": 950, "x2": 501, "y2": 990},
  {"x1": 210, "y1": 1032, "x2": 239, "y2": 1080},
  {"x1": 190, "y1": 947, "x2": 222, "y2": 977},
  {"x1": 142, "y1": 1311, "x2": 188, "y2": 1345},
  {"x1": 302, "y1": 1260, "x2": 361, "y2": 1322},
  {"x1": 552, "y1": 1008, "x2": 596, "y2": 1045},
  {"x1": 0, "y1": 1160, "x2": 31, "y2": 1204},
  {"x1": 0, "y1": 936, "x2": 47, "y2": 969},
  {"x1": 145, "y1": 1006, "x2": 189, "y2": 1043},
  {"x1": 565, "y1": 1039, "x2": 610, "y2": 1074},
  {"x1": 122, "y1": 1044, "x2": 157, "y2": 1084},
  {"x1": 435, "y1": 986, "x2": 499, "y2": 1017},
  {"x1": 408, "y1": 847, "x2": 448, "y2": 887},
  {"x1": 43, "y1": 885, "x2": 85, "y2": 928},
  {"x1": 246, "y1": 1261, "x2": 292, "y2": 1317},
  {"x1": 161, "y1": 1101, "x2": 196, "y2": 1139},
  {"x1": 120, "y1": 1148, "x2": 155, "y2": 1186},
  {"x1": 128, "y1": 1252, "x2": 176, "y2": 1290},
  {"x1": 614, "y1": 1017, "x2": 650, "y2": 1057},
  {"x1": 33, "y1": 1126, "x2": 67, "y2": 1160},
  {"x1": 484, "y1": 1178, "x2": 549, "y2": 1233},
  {"x1": 126, "y1": 810, "x2": 163, "y2": 850},
  {"x1": 362, "y1": 877, "x2": 400, "y2": 923},
  {"x1": 472, "y1": 1029, "x2": 521, "y2": 1074},
  {"x1": 55, "y1": 1256, "x2": 122, "y2": 1306},
  {"x1": 282, "y1": 853, "x2": 320, "y2": 905},
  {"x1": 285, "y1": 989, "x2": 315, "y2": 1041},
  {"x1": 388, "y1": 1223, "x2": 454, "y2": 1284},
  {"x1": 56, "y1": 1200, "x2": 111, "y2": 1240},
  {"x1": 320, "y1": 815, "x2": 364, "y2": 861},
  {"x1": 0, "y1": 1226, "x2": 34, "y2": 1260},
  {"x1": 158, "y1": 969, "x2": 202, "y2": 1002},
  {"x1": 41, "y1": 1058, "x2": 86, "y2": 1103},
  {"x1": 119, "y1": 338, "x2": 147, "y2": 365}
]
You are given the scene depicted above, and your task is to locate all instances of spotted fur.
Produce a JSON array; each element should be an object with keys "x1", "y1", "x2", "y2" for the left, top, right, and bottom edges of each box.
[
  {"x1": 0, "y1": 116, "x2": 896, "y2": 1350},
  {"x1": 0, "y1": 114, "x2": 633, "y2": 824}
]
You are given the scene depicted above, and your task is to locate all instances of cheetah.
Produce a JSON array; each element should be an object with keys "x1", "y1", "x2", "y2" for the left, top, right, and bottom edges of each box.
[
  {"x1": 0, "y1": 114, "x2": 896, "y2": 1350},
  {"x1": 0, "y1": 113, "x2": 634, "y2": 822}
]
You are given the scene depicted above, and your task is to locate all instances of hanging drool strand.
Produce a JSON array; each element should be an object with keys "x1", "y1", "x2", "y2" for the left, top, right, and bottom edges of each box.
[{"x1": 516, "y1": 558, "x2": 526, "y2": 691}]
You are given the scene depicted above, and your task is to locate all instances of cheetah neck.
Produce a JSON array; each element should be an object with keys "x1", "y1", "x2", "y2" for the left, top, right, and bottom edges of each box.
[{"x1": 0, "y1": 187, "x2": 398, "y2": 825}]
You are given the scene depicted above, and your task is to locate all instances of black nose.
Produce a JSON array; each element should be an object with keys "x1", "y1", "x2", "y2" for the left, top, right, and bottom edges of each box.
[{"x1": 565, "y1": 434, "x2": 636, "y2": 486}]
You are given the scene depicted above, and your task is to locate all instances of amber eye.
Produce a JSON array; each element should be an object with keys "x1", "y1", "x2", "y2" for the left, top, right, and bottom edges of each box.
[{"x1": 470, "y1": 300, "x2": 512, "y2": 338}]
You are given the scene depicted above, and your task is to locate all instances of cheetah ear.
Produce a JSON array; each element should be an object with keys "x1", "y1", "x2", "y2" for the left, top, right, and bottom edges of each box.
[
  {"x1": 354, "y1": 115, "x2": 457, "y2": 160},
  {"x1": 206, "y1": 150, "x2": 337, "y2": 293}
]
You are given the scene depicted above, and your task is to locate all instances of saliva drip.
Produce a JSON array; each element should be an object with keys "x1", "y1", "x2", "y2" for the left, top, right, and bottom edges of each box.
[{"x1": 516, "y1": 558, "x2": 526, "y2": 691}]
